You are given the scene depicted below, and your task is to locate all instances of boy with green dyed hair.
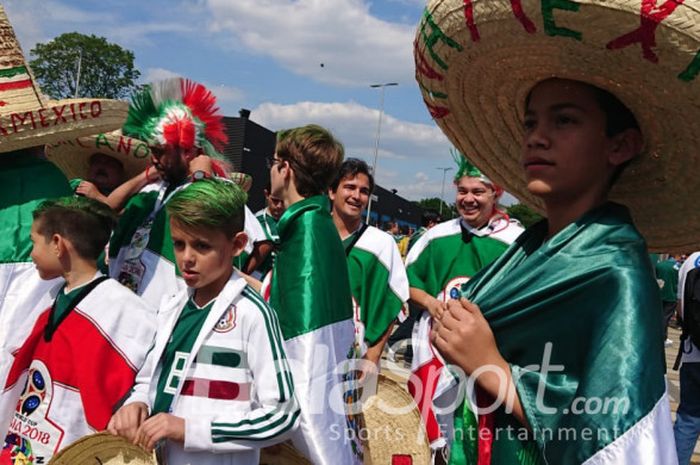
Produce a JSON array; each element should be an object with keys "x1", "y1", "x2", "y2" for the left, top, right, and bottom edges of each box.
[{"x1": 109, "y1": 178, "x2": 298, "y2": 465}]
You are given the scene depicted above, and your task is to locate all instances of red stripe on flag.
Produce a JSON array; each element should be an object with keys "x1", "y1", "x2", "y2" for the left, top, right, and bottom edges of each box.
[
  {"x1": 408, "y1": 357, "x2": 444, "y2": 443},
  {"x1": 181, "y1": 378, "x2": 250, "y2": 401},
  {"x1": 0, "y1": 79, "x2": 32, "y2": 91}
]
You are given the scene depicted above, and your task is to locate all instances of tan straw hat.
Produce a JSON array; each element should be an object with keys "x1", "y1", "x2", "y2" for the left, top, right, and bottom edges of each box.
[
  {"x1": 45, "y1": 130, "x2": 151, "y2": 181},
  {"x1": 260, "y1": 441, "x2": 312, "y2": 465},
  {"x1": 48, "y1": 433, "x2": 156, "y2": 465},
  {"x1": 415, "y1": 0, "x2": 700, "y2": 252},
  {"x1": 0, "y1": 6, "x2": 127, "y2": 154},
  {"x1": 360, "y1": 374, "x2": 431, "y2": 465},
  {"x1": 229, "y1": 171, "x2": 253, "y2": 192}
]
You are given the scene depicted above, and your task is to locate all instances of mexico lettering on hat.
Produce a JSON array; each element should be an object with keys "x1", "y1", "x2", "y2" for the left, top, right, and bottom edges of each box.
[{"x1": 0, "y1": 6, "x2": 127, "y2": 154}]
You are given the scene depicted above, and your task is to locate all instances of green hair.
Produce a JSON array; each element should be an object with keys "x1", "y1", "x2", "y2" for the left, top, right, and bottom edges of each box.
[
  {"x1": 451, "y1": 148, "x2": 486, "y2": 182},
  {"x1": 166, "y1": 178, "x2": 248, "y2": 237},
  {"x1": 33, "y1": 196, "x2": 116, "y2": 261}
]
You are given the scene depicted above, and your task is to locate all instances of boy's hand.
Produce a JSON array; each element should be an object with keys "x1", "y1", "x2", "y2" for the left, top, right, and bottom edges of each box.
[
  {"x1": 107, "y1": 402, "x2": 149, "y2": 442},
  {"x1": 135, "y1": 413, "x2": 185, "y2": 451},
  {"x1": 431, "y1": 298, "x2": 501, "y2": 373},
  {"x1": 425, "y1": 296, "x2": 447, "y2": 320}
]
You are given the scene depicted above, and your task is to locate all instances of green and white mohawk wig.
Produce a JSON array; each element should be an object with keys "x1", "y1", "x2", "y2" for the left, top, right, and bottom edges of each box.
[
  {"x1": 451, "y1": 148, "x2": 503, "y2": 196},
  {"x1": 123, "y1": 77, "x2": 227, "y2": 158}
]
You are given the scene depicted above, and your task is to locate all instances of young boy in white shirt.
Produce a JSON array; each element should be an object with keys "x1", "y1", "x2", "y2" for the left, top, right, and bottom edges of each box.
[{"x1": 108, "y1": 178, "x2": 298, "y2": 465}]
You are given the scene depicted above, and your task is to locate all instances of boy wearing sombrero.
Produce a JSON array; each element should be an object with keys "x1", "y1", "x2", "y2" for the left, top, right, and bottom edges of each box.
[
  {"x1": 416, "y1": 0, "x2": 695, "y2": 463},
  {"x1": 0, "y1": 4, "x2": 128, "y2": 440},
  {"x1": 45, "y1": 130, "x2": 154, "y2": 208}
]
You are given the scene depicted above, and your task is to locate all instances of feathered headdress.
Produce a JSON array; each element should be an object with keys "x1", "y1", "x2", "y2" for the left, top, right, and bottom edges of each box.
[
  {"x1": 451, "y1": 148, "x2": 503, "y2": 196},
  {"x1": 123, "y1": 78, "x2": 228, "y2": 158}
]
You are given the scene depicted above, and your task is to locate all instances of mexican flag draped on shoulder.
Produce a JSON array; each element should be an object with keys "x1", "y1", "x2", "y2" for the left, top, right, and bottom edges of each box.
[{"x1": 343, "y1": 224, "x2": 409, "y2": 356}]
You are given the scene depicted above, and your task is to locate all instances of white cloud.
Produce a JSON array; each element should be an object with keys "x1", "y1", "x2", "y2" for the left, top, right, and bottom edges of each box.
[
  {"x1": 5, "y1": 0, "x2": 196, "y2": 52},
  {"x1": 251, "y1": 100, "x2": 450, "y2": 157},
  {"x1": 203, "y1": 0, "x2": 415, "y2": 86},
  {"x1": 206, "y1": 83, "x2": 244, "y2": 104},
  {"x1": 142, "y1": 67, "x2": 182, "y2": 83},
  {"x1": 250, "y1": 100, "x2": 456, "y2": 200}
]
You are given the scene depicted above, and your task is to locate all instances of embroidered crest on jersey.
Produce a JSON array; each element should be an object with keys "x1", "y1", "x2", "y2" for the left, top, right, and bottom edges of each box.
[
  {"x1": 441, "y1": 276, "x2": 470, "y2": 302},
  {"x1": 214, "y1": 305, "x2": 237, "y2": 333},
  {"x1": 3, "y1": 360, "x2": 65, "y2": 465}
]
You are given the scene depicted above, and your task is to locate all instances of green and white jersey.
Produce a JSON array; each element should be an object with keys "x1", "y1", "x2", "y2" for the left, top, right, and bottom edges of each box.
[
  {"x1": 255, "y1": 208, "x2": 280, "y2": 243},
  {"x1": 343, "y1": 225, "x2": 409, "y2": 355},
  {"x1": 252, "y1": 208, "x2": 279, "y2": 277},
  {"x1": 152, "y1": 298, "x2": 215, "y2": 415},
  {"x1": 125, "y1": 272, "x2": 298, "y2": 465},
  {"x1": 406, "y1": 216, "x2": 524, "y2": 300}
]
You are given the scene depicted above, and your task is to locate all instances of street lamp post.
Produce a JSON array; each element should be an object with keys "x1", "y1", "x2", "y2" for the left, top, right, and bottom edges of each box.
[
  {"x1": 436, "y1": 167, "x2": 453, "y2": 216},
  {"x1": 366, "y1": 82, "x2": 398, "y2": 225}
]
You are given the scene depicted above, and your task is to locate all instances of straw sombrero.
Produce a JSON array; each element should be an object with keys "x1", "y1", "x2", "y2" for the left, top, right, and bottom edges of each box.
[
  {"x1": 45, "y1": 130, "x2": 150, "y2": 181},
  {"x1": 415, "y1": 0, "x2": 700, "y2": 252},
  {"x1": 48, "y1": 433, "x2": 156, "y2": 465},
  {"x1": 259, "y1": 441, "x2": 312, "y2": 465},
  {"x1": 360, "y1": 374, "x2": 431, "y2": 465},
  {"x1": 229, "y1": 171, "x2": 253, "y2": 192},
  {"x1": 0, "y1": 6, "x2": 127, "y2": 154}
]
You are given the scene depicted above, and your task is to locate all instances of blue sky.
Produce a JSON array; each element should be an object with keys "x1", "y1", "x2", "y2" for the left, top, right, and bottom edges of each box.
[{"x1": 4, "y1": 0, "x2": 483, "y2": 202}]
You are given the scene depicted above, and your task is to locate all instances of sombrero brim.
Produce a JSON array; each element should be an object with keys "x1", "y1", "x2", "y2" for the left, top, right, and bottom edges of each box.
[
  {"x1": 46, "y1": 130, "x2": 151, "y2": 182},
  {"x1": 48, "y1": 432, "x2": 156, "y2": 465},
  {"x1": 415, "y1": 0, "x2": 700, "y2": 252},
  {"x1": 360, "y1": 374, "x2": 431, "y2": 464},
  {"x1": 0, "y1": 98, "x2": 128, "y2": 154},
  {"x1": 229, "y1": 172, "x2": 253, "y2": 192}
]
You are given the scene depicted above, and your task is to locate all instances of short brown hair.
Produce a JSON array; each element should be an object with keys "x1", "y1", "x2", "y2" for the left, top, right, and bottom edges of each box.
[
  {"x1": 275, "y1": 124, "x2": 344, "y2": 197},
  {"x1": 33, "y1": 196, "x2": 117, "y2": 261}
]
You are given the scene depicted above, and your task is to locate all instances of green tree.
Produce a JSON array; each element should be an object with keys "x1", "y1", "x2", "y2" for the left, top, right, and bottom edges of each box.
[
  {"x1": 506, "y1": 203, "x2": 544, "y2": 228},
  {"x1": 416, "y1": 197, "x2": 457, "y2": 219},
  {"x1": 29, "y1": 32, "x2": 140, "y2": 99}
]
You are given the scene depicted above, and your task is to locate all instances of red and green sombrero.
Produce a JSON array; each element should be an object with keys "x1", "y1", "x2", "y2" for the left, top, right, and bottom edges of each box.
[{"x1": 415, "y1": 0, "x2": 700, "y2": 252}]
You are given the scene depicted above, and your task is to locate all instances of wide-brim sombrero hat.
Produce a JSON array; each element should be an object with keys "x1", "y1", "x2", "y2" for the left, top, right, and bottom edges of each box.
[
  {"x1": 48, "y1": 433, "x2": 156, "y2": 465},
  {"x1": 360, "y1": 374, "x2": 431, "y2": 465},
  {"x1": 415, "y1": 0, "x2": 700, "y2": 252},
  {"x1": 229, "y1": 171, "x2": 253, "y2": 192},
  {"x1": 0, "y1": 6, "x2": 127, "y2": 154},
  {"x1": 45, "y1": 130, "x2": 151, "y2": 181}
]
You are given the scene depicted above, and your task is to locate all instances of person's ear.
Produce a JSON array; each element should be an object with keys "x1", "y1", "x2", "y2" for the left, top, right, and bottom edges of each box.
[
  {"x1": 231, "y1": 231, "x2": 249, "y2": 258},
  {"x1": 52, "y1": 234, "x2": 67, "y2": 259},
  {"x1": 608, "y1": 128, "x2": 643, "y2": 167}
]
